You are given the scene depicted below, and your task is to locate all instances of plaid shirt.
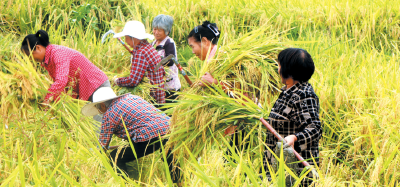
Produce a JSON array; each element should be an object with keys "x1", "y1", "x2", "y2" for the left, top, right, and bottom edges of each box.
[
  {"x1": 116, "y1": 40, "x2": 166, "y2": 104},
  {"x1": 263, "y1": 82, "x2": 322, "y2": 176},
  {"x1": 99, "y1": 94, "x2": 170, "y2": 148},
  {"x1": 42, "y1": 45, "x2": 108, "y2": 101}
]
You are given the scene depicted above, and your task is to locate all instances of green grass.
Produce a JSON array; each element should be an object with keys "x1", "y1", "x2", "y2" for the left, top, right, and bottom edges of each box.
[{"x1": 1, "y1": 0, "x2": 400, "y2": 186}]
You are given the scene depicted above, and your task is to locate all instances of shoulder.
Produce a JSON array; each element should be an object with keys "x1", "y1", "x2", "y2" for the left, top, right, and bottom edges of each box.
[
  {"x1": 49, "y1": 45, "x2": 73, "y2": 52},
  {"x1": 137, "y1": 43, "x2": 157, "y2": 55},
  {"x1": 164, "y1": 38, "x2": 176, "y2": 47},
  {"x1": 292, "y1": 83, "x2": 319, "y2": 104}
]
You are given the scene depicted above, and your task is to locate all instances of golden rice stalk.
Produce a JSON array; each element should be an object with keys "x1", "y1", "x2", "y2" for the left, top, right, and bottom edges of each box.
[{"x1": 165, "y1": 27, "x2": 285, "y2": 158}]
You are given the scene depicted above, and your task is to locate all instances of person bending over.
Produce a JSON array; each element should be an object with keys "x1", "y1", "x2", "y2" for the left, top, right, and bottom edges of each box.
[
  {"x1": 21, "y1": 30, "x2": 110, "y2": 105},
  {"x1": 81, "y1": 87, "x2": 180, "y2": 183}
]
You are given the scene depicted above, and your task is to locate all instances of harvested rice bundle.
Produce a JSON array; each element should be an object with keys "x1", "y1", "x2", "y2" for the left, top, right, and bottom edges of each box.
[
  {"x1": 0, "y1": 53, "x2": 51, "y2": 116},
  {"x1": 165, "y1": 27, "x2": 284, "y2": 157}
]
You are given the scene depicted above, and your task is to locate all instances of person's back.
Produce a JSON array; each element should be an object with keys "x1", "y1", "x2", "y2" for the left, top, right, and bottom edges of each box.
[
  {"x1": 45, "y1": 44, "x2": 105, "y2": 79},
  {"x1": 20, "y1": 30, "x2": 109, "y2": 103},
  {"x1": 43, "y1": 44, "x2": 108, "y2": 101},
  {"x1": 100, "y1": 94, "x2": 170, "y2": 145}
]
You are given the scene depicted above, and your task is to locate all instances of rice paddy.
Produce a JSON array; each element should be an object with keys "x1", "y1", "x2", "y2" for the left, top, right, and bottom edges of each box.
[{"x1": 1, "y1": 0, "x2": 400, "y2": 186}]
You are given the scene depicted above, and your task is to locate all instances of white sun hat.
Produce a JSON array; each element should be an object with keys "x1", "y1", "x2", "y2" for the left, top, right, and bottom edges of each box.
[
  {"x1": 81, "y1": 87, "x2": 129, "y2": 116},
  {"x1": 113, "y1": 21, "x2": 154, "y2": 40}
]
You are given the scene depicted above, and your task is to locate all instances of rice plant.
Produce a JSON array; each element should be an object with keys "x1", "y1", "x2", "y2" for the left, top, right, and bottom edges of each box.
[{"x1": 1, "y1": 0, "x2": 400, "y2": 186}]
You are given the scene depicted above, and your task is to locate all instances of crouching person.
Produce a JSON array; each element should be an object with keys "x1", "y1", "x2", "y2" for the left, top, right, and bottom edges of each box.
[{"x1": 81, "y1": 87, "x2": 180, "y2": 183}]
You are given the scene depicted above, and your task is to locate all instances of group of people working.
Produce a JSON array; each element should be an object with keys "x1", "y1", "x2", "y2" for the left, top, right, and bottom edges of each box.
[{"x1": 21, "y1": 14, "x2": 321, "y2": 186}]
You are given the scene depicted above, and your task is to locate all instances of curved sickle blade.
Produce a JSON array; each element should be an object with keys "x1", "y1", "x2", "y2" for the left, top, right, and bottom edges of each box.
[
  {"x1": 101, "y1": 30, "x2": 115, "y2": 43},
  {"x1": 155, "y1": 54, "x2": 174, "y2": 71}
]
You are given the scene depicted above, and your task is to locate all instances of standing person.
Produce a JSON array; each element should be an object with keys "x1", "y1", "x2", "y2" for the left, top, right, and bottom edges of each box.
[
  {"x1": 152, "y1": 14, "x2": 181, "y2": 102},
  {"x1": 263, "y1": 48, "x2": 321, "y2": 186},
  {"x1": 113, "y1": 21, "x2": 166, "y2": 104},
  {"x1": 81, "y1": 87, "x2": 180, "y2": 183},
  {"x1": 20, "y1": 30, "x2": 110, "y2": 105},
  {"x1": 187, "y1": 21, "x2": 219, "y2": 65},
  {"x1": 187, "y1": 21, "x2": 249, "y2": 162}
]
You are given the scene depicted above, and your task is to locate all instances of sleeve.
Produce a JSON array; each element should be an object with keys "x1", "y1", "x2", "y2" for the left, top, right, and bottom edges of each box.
[
  {"x1": 44, "y1": 52, "x2": 71, "y2": 102},
  {"x1": 98, "y1": 108, "x2": 120, "y2": 149},
  {"x1": 293, "y1": 95, "x2": 322, "y2": 150},
  {"x1": 163, "y1": 40, "x2": 176, "y2": 67},
  {"x1": 116, "y1": 52, "x2": 148, "y2": 87}
]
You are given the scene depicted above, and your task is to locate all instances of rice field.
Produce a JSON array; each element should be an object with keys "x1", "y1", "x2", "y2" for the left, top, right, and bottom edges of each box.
[{"x1": 1, "y1": 0, "x2": 400, "y2": 186}]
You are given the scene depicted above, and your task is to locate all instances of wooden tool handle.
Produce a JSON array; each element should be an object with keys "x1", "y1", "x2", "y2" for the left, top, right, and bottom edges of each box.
[
  {"x1": 259, "y1": 118, "x2": 310, "y2": 167},
  {"x1": 116, "y1": 37, "x2": 133, "y2": 54},
  {"x1": 172, "y1": 58, "x2": 193, "y2": 86}
]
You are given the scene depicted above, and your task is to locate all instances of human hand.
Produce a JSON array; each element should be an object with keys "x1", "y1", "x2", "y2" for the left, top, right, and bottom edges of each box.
[
  {"x1": 283, "y1": 135, "x2": 297, "y2": 149},
  {"x1": 199, "y1": 72, "x2": 217, "y2": 87},
  {"x1": 224, "y1": 126, "x2": 237, "y2": 136},
  {"x1": 40, "y1": 100, "x2": 50, "y2": 111},
  {"x1": 112, "y1": 75, "x2": 119, "y2": 85}
]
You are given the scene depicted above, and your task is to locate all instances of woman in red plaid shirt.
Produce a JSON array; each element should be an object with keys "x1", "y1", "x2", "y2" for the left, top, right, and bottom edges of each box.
[
  {"x1": 113, "y1": 21, "x2": 166, "y2": 104},
  {"x1": 21, "y1": 30, "x2": 110, "y2": 105}
]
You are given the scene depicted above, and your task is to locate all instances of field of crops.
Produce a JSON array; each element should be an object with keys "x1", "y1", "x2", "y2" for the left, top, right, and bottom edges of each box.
[{"x1": 1, "y1": 0, "x2": 400, "y2": 186}]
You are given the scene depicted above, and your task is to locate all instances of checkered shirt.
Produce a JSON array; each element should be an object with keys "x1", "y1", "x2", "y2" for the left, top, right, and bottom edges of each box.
[
  {"x1": 263, "y1": 82, "x2": 322, "y2": 176},
  {"x1": 99, "y1": 94, "x2": 170, "y2": 148},
  {"x1": 116, "y1": 40, "x2": 166, "y2": 104},
  {"x1": 42, "y1": 45, "x2": 108, "y2": 101}
]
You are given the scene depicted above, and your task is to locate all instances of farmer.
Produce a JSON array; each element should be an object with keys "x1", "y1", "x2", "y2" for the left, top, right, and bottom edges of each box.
[
  {"x1": 187, "y1": 21, "x2": 249, "y2": 162},
  {"x1": 20, "y1": 30, "x2": 110, "y2": 105},
  {"x1": 81, "y1": 87, "x2": 180, "y2": 183},
  {"x1": 151, "y1": 14, "x2": 181, "y2": 102},
  {"x1": 263, "y1": 48, "x2": 321, "y2": 186},
  {"x1": 187, "y1": 21, "x2": 219, "y2": 65},
  {"x1": 113, "y1": 21, "x2": 166, "y2": 104}
]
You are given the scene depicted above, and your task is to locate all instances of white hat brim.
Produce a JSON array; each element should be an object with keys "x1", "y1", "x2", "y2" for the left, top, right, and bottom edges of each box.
[
  {"x1": 113, "y1": 32, "x2": 154, "y2": 40},
  {"x1": 81, "y1": 93, "x2": 130, "y2": 116}
]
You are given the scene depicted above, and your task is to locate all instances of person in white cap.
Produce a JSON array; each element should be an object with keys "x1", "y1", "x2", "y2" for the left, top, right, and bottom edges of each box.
[
  {"x1": 81, "y1": 87, "x2": 180, "y2": 182},
  {"x1": 113, "y1": 21, "x2": 166, "y2": 105}
]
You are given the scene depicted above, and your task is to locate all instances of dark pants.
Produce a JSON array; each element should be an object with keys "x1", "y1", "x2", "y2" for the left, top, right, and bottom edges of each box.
[
  {"x1": 155, "y1": 89, "x2": 180, "y2": 111},
  {"x1": 108, "y1": 137, "x2": 180, "y2": 183},
  {"x1": 165, "y1": 89, "x2": 180, "y2": 103}
]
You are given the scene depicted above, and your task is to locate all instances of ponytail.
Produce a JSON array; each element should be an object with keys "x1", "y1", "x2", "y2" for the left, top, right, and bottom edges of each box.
[
  {"x1": 21, "y1": 30, "x2": 50, "y2": 53},
  {"x1": 188, "y1": 21, "x2": 220, "y2": 45}
]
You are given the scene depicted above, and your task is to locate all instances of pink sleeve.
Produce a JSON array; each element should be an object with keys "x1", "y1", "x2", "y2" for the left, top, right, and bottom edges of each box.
[{"x1": 44, "y1": 52, "x2": 70, "y2": 102}]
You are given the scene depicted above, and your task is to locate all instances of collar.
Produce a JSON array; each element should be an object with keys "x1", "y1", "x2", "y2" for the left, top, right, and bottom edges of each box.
[
  {"x1": 153, "y1": 36, "x2": 170, "y2": 50},
  {"x1": 206, "y1": 45, "x2": 218, "y2": 63},
  {"x1": 42, "y1": 44, "x2": 54, "y2": 66},
  {"x1": 134, "y1": 40, "x2": 149, "y2": 51},
  {"x1": 158, "y1": 36, "x2": 170, "y2": 46},
  {"x1": 281, "y1": 82, "x2": 304, "y2": 96}
]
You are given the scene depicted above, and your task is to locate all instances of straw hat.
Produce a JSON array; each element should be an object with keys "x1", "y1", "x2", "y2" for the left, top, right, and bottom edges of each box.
[
  {"x1": 114, "y1": 21, "x2": 154, "y2": 40},
  {"x1": 81, "y1": 87, "x2": 128, "y2": 116}
]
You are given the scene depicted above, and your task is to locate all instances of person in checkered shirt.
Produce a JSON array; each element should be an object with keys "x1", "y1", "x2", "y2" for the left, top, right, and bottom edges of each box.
[
  {"x1": 21, "y1": 30, "x2": 110, "y2": 105},
  {"x1": 263, "y1": 48, "x2": 322, "y2": 186},
  {"x1": 112, "y1": 21, "x2": 166, "y2": 104},
  {"x1": 81, "y1": 87, "x2": 180, "y2": 183}
]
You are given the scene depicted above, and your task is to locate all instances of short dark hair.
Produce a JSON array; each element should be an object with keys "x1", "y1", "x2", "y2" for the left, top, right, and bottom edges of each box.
[
  {"x1": 21, "y1": 30, "x2": 50, "y2": 53},
  {"x1": 278, "y1": 48, "x2": 315, "y2": 82},
  {"x1": 187, "y1": 21, "x2": 220, "y2": 45}
]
